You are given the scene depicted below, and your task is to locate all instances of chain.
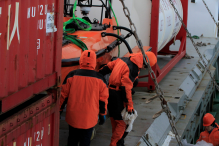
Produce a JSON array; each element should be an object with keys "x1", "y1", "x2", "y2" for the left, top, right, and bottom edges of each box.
[
  {"x1": 119, "y1": 0, "x2": 183, "y2": 145},
  {"x1": 202, "y1": 0, "x2": 219, "y2": 28},
  {"x1": 168, "y1": 0, "x2": 219, "y2": 91}
]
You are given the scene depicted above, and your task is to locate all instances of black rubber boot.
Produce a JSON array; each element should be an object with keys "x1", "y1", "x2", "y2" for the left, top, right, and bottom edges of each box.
[
  {"x1": 131, "y1": 89, "x2": 135, "y2": 95},
  {"x1": 117, "y1": 131, "x2": 128, "y2": 146},
  {"x1": 117, "y1": 139, "x2": 125, "y2": 146}
]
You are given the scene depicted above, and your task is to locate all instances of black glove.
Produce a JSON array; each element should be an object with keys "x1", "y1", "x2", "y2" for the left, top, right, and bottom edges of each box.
[
  {"x1": 126, "y1": 105, "x2": 135, "y2": 115},
  {"x1": 99, "y1": 115, "x2": 106, "y2": 125}
]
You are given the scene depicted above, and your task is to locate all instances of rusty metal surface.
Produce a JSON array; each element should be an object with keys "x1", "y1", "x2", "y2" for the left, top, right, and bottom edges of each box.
[
  {"x1": 0, "y1": 91, "x2": 60, "y2": 146},
  {"x1": 0, "y1": 0, "x2": 63, "y2": 112}
]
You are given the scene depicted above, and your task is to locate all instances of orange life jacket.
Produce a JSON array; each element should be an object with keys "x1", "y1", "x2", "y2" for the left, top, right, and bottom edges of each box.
[
  {"x1": 99, "y1": 53, "x2": 155, "y2": 109},
  {"x1": 197, "y1": 127, "x2": 219, "y2": 146}
]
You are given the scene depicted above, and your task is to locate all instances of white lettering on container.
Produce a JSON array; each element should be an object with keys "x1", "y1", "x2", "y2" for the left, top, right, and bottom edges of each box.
[
  {"x1": 37, "y1": 39, "x2": 40, "y2": 55},
  {"x1": 33, "y1": 127, "x2": 45, "y2": 146},
  {"x1": 27, "y1": 8, "x2": 30, "y2": 18},
  {"x1": 24, "y1": 137, "x2": 32, "y2": 146},
  {"x1": 32, "y1": 7, "x2": 36, "y2": 17},
  {"x1": 0, "y1": 7, "x2": 2, "y2": 17},
  {"x1": 7, "y1": 2, "x2": 20, "y2": 50},
  {"x1": 40, "y1": 5, "x2": 43, "y2": 15},
  {"x1": 52, "y1": 3, "x2": 55, "y2": 11},
  {"x1": 36, "y1": 131, "x2": 40, "y2": 141},
  {"x1": 27, "y1": 7, "x2": 37, "y2": 18},
  {"x1": 45, "y1": 5, "x2": 48, "y2": 15},
  {"x1": 25, "y1": 125, "x2": 49, "y2": 145},
  {"x1": 38, "y1": 19, "x2": 43, "y2": 29},
  {"x1": 35, "y1": 127, "x2": 44, "y2": 142}
]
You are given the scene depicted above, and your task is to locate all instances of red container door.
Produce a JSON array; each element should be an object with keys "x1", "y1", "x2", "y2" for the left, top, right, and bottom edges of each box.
[
  {"x1": 0, "y1": 0, "x2": 63, "y2": 112},
  {"x1": 0, "y1": 90, "x2": 60, "y2": 146}
]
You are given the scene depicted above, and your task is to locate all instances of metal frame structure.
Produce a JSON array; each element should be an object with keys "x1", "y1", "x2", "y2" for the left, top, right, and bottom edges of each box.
[
  {"x1": 137, "y1": 0, "x2": 189, "y2": 90},
  {"x1": 63, "y1": 0, "x2": 112, "y2": 24}
]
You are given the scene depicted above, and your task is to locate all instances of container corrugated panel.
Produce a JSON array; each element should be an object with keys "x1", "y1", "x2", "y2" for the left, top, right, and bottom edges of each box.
[
  {"x1": 0, "y1": 90, "x2": 60, "y2": 146},
  {"x1": 0, "y1": 0, "x2": 63, "y2": 112}
]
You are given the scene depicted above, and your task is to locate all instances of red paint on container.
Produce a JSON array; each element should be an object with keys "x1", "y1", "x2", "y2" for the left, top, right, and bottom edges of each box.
[
  {"x1": 0, "y1": 90, "x2": 60, "y2": 146},
  {"x1": 0, "y1": 0, "x2": 63, "y2": 112}
]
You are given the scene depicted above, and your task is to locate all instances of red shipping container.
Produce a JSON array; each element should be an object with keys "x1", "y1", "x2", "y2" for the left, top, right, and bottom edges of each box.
[
  {"x1": 0, "y1": 0, "x2": 63, "y2": 112},
  {"x1": 0, "y1": 90, "x2": 60, "y2": 146}
]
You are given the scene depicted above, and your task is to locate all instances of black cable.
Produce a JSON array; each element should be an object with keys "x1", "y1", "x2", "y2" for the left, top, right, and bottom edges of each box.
[
  {"x1": 113, "y1": 26, "x2": 134, "y2": 36},
  {"x1": 64, "y1": 0, "x2": 67, "y2": 16},
  {"x1": 101, "y1": 32, "x2": 133, "y2": 54},
  {"x1": 100, "y1": 0, "x2": 112, "y2": 18},
  {"x1": 67, "y1": 0, "x2": 70, "y2": 15},
  {"x1": 108, "y1": 0, "x2": 112, "y2": 18},
  {"x1": 100, "y1": 2, "x2": 104, "y2": 24}
]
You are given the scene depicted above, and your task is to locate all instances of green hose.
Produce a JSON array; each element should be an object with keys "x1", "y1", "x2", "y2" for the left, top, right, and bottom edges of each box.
[
  {"x1": 187, "y1": 35, "x2": 200, "y2": 39},
  {"x1": 63, "y1": 0, "x2": 92, "y2": 33},
  {"x1": 64, "y1": 35, "x2": 88, "y2": 51},
  {"x1": 108, "y1": 1, "x2": 120, "y2": 57},
  {"x1": 63, "y1": 1, "x2": 91, "y2": 51},
  {"x1": 63, "y1": 0, "x2": 121, "y2": 56}
]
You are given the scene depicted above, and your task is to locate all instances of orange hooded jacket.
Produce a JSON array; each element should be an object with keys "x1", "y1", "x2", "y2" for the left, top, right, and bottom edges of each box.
[
  {"x1": 60, "y1": 50, "x2": 109, "y2": 129},
  {"x1": 197, "y1": 127, "x2": 219, "y2": 146},
  {"x1": 99, "y1": 52, "x2": 157, "y2": 109}
]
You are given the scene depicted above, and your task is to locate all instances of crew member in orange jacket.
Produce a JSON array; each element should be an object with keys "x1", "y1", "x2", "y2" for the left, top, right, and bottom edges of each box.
[
  {"x1": 99, "y1": 51, "x2": 157, "y2": 146},
  {"x1": 60, "y1": 50, "x2": 109, "y2": 146},
  {"x1": 197, "y1": 113, "x2": 219, "y2": 146}
]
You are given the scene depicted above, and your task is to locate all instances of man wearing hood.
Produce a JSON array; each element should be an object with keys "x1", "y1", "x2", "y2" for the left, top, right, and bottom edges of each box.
[
  {"x1": 60, "y1": 50, "x2": 109, "y2": 146},
  {"x1": 99, "y1": 51, "x2": 157, "y2": 146}
]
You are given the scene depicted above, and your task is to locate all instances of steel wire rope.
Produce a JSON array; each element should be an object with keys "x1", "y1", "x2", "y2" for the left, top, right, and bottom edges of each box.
[
  {"x1": 168, "y1": 0, "x2": 219, "y2": 92},
  {"x1": 119, "y1": 0, "x2": 183, "y2": 145}
]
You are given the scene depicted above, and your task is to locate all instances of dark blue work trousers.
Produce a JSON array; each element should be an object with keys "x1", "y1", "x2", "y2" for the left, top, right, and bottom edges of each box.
[{"x1": 68, "y1": 125, "x2": 93, "y2": 146}]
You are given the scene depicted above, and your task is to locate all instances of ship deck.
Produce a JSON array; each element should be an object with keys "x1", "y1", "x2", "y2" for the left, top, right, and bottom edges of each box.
[{"x1": 59, "y1": 37, "x2": 219, "y2": 146}]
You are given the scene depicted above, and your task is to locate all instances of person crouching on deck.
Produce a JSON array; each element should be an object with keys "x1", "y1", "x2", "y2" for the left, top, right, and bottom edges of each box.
[{"x1": 99, "y1": 51, "x2": 157, "y2": 146}]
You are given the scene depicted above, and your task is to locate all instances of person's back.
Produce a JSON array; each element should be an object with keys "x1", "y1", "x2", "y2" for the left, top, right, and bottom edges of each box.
[
  {"x1": 64, "y1": 69, "x2": 108, "y2": 128},
  {"x1": 105, "y1": 52, "x2": 157, "y2": 87},
  {"x1": 60, "y1": 50, "x2": 109, "y2": 146},
  {"x1": 108, "y1": 57, "x2": 139, "y2": 87}
]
